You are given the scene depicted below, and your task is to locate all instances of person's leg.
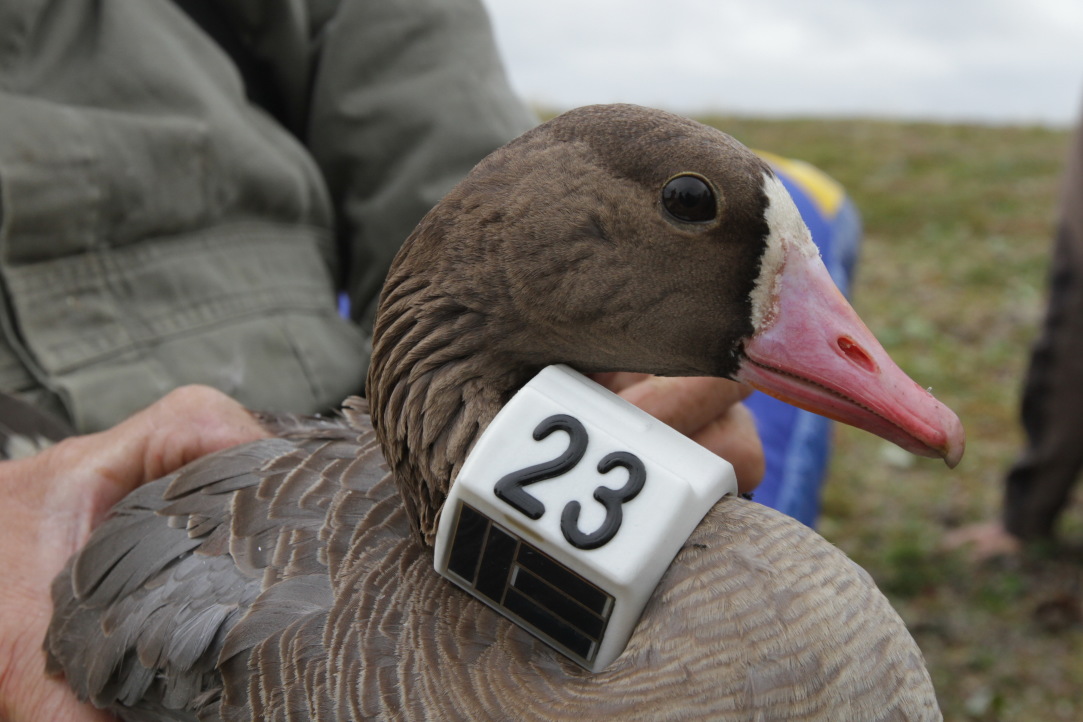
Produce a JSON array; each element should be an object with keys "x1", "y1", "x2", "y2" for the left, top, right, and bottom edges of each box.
[{"x1": 1003, "y1": 119, "x2": 1083, "y2": 541}]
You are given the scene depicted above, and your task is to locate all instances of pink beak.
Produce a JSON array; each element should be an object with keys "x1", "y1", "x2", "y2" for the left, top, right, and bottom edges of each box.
[{"x1": 735, "y1": 245, "x2": 965, "y2": 467}]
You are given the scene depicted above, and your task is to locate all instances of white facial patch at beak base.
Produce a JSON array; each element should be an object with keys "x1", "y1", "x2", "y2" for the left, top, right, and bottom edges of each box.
[
  {"x1": 747, "y1": 173, "x2": 822, "y2": 333},
  {"x1": 735, "y1": 173, "x2": 966, "y2": 467}
]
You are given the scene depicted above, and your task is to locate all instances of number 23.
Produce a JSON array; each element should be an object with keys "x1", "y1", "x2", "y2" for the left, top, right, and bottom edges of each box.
[{"x1": 493, "y1": 414, "x2": 646, "y2": 550}]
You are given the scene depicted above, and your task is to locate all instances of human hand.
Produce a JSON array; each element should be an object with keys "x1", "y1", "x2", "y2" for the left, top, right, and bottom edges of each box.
[
  {"x1": 0, "y1": 386, "x2": 269, "y2": 722},
  {"x1": 591, "y1": 373, "x2": 765, "y2": 492}
]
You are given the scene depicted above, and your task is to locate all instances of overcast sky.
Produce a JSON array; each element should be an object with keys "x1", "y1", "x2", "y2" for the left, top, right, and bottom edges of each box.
[{"x1": 482, "y1": 0, "x2": 1083, "y2": 126}]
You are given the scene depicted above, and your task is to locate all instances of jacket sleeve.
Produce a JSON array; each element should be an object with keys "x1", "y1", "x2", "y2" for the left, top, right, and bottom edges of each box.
[
  {"x1": 172, "y1": 0, "x2": 537, "y2": 328},
  {"x1": 302, "y1": 0, "x2": 538, "y2": 330},
  {"x1": 0, "y1": 0, "x2": 533, "y2": 431}
]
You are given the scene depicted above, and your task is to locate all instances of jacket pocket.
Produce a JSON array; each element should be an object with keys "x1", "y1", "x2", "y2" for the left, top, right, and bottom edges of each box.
[{"x1": 0, "y1": 92, "x2": 210, "y2": 264}]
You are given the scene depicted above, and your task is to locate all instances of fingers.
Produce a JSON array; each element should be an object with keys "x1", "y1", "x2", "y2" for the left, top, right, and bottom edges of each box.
[
  {"x1": 43, "y1": 385, "x2": 269, "y2": 531},
  {"x1": 2, "y1": 670, "x2": 117, "y2": 722},
  {"x1": 112, "y1": 385, "x2": 270, "y2": 484},
  {"x1": 588, "y1": 372, "x2": 649, "y2": 394},
  {"x1": 595, "y1": 375, "x2": 764, "y2": 492},
  {"x1": 611, "y1": 376, "x2": 752, "y2": 438},
  {"x1": 688, "y1": 402, "x2": 765, "y2": 492}
]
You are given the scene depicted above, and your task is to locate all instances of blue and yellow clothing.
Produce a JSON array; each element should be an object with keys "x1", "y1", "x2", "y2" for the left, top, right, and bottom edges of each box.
[{"x1": 748, "y1": 153, "x2": 862, "y2": 526}]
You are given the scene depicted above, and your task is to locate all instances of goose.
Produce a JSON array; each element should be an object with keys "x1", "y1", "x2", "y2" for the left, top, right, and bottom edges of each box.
[{"x1": 45, "y1": 104, "x2": 963, "y2": 721}]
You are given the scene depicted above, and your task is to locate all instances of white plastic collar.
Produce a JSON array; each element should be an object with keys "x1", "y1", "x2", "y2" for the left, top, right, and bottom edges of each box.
[{"x1": 434, "y1": 365, "x2": 737, "y2": 672}]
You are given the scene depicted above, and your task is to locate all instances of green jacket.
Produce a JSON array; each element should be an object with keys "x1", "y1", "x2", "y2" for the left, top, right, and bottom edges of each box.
[{"x1": 0, "y1": 0, "x2": 535, "y2": 431}]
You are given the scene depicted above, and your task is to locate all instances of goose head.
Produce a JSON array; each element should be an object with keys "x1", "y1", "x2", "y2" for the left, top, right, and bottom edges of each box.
[{"x1": 368, "y1": 103, "x2": 964, "y2": 544}]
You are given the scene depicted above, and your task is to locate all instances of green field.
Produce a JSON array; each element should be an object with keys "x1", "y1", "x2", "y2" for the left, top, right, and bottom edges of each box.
[{"x1": 688, "y1": 114, "x2": 1078, "y2": 720}]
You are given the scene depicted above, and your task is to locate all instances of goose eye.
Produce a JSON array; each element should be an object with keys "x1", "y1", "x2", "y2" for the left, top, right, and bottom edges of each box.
[{"x1": 662, "y1": 174, "x2": 716, "y2": 223}]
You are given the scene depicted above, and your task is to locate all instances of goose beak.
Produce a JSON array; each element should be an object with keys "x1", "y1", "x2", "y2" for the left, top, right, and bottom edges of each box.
[{"x1": 735, "y1": 245, "x2": 965, "y2": 468}]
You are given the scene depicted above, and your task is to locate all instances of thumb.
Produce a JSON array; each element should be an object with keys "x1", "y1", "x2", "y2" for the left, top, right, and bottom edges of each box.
[
  {"x1": 44, "y1": 386, "x2": 270, "y2": 530},
  {"x1": 101, "y1": 385, "x2": 270, "y2": 487}
]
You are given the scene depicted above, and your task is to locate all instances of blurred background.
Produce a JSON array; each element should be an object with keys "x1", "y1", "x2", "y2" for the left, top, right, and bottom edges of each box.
[{"x1": 482, "y1": 1, "x2": 1083, "y2": 719}]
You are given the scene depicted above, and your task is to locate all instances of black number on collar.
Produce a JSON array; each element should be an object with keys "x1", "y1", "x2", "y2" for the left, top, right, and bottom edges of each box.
[
  {"x1": 560, "y1": 451, "x2": 646, "y2": 550},
  {"x1": 494, "y1": 414, "x2": 588, "y2": 519},
  {"x1": 493, "y1": 414, "x2": 647, "y2": 549}
]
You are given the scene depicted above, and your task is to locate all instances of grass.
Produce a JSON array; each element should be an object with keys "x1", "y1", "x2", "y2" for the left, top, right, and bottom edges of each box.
[{"x1": 693, "y1": 114, "x2": 1081, "y2": 720}]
